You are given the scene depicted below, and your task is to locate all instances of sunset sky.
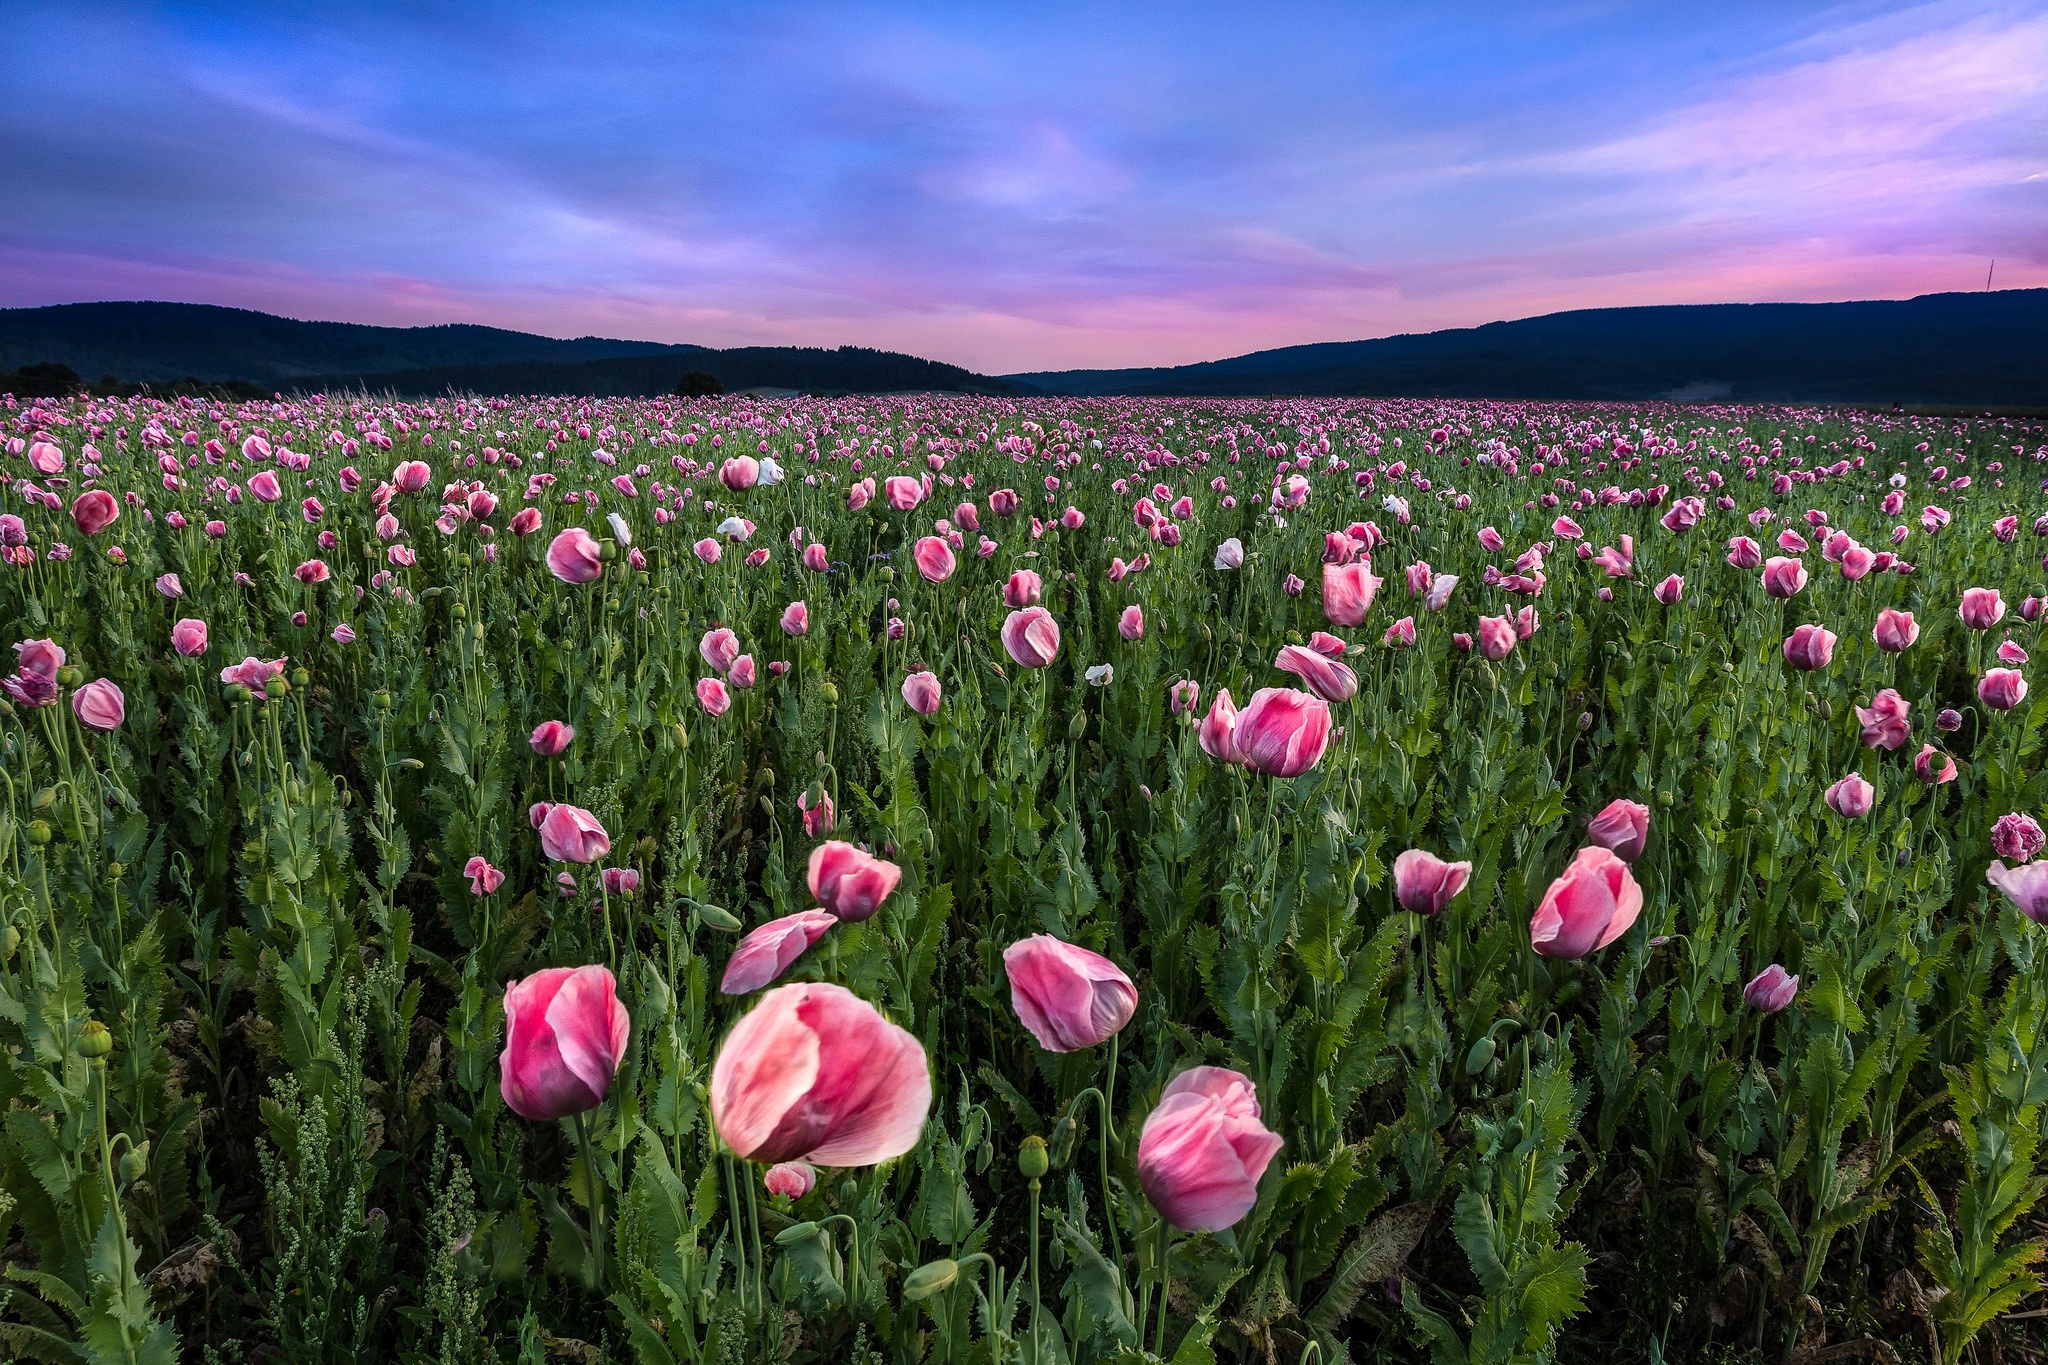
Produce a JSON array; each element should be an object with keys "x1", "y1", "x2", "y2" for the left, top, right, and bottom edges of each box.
[{"x1": 2, "y1": 0, "x2": 2042, "y2": 373}]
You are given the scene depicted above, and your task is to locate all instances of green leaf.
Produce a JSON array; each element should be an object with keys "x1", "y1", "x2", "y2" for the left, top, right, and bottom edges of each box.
[
  {"x1": 1451, "y1": 1186, "x2": 1508, "y2": 1294},
  {"x1": 1307, "y1": 1200, "x2": 1434, "y2": 1332},
  {"x1": 1056, "y1": 1215, "x2": 1137, "y2": 1346},
  {"x1": 1401, "y1": 1283, "x2": 1470, "y2": 1365},
  {"x1": 1168, "y1": 1317, "x2": 1218, "y2": 1365},
  {"x1": 1516, "y1": 1242, "x2": 1592, "y2": 1351}
]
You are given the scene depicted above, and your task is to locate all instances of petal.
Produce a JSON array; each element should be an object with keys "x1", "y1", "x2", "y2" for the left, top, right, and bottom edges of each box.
[
  {"x1": 1138, "y1": 1094, "x2": 1260, "y2": 1231},
  {"x1": 1591, "y1": 858, "x2": 1645, "y2": 952},
  {"x1": 797, "y1": 986, "x2": 932, "y2": 1166},
  {"x1": 548, "y1": 967, "x2": 625, "y2": 1103},
  {"x1": 712, "y1": 985, "x2": 824, "y2": 1160}
]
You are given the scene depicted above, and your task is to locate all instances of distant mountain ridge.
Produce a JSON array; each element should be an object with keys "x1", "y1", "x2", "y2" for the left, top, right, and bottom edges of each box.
[
  {"x1": 5, "y1": 292, "x2": 2043, "y2": 404},
  {"x1": 0, "y1": 301, "x2": 694, "y2": 383},
  {"x1": 0, "y1": 301, "x2": 1020, "y2": 396},
  {"x1": 1005, "y1": 290, "x2": 2048, "y2": 406},
  {"x1": 301, "y1": 346, "x2": 1022, "y2": 398}
]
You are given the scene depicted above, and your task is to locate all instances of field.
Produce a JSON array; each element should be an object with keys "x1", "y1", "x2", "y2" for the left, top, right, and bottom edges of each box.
[{"x1": 2, "y1": 389, "x2": 2045, "y2": 1365}]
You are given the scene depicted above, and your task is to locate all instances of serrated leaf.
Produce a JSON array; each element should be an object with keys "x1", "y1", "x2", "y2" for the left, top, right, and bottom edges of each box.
[
  {"x1": 1401, "y1": 1283, "x2": 1470, "y2": 1365},
  {"x1": 1452, "y1": 1186, "x2": 1508, "y2": 1294},
  {"x1": 1307, "y1": 1200, "x2": 1433, "y2": 1332},
  {"x1": 1516, "y1": 1242, "x2": 1591, "y2": 1350},
  {"x1": 1056, "y1": 1215, "x2": 1137, "y2": 1346}
]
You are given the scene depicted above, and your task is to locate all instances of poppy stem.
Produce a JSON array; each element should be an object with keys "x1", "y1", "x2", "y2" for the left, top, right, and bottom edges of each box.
[
  {"x1": 723, "y1": 1154, "x2": 750, "y2": 1315},
  {"x1": 746, "y1": 1165, "x2": 766, "y2": 1327},
  {"x1": 1027, "y1": 1175, "x2": 1043, "y2": 1364},
  {"x1": 1152, "y1": 1216, "x2": 1174, "y2": 1357},
  {"x1": 570, "y1": 1109, "x2": 605, "y2": 1293}
]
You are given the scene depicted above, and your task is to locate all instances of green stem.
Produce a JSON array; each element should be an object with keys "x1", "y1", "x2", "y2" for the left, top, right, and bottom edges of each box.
[
  {"x1": 570, "y1": 1109, "x2": 606, "y2": 1292},
  {"x1": 1153, "y1": 1216, "x2": 1174, "y2": 1357},
  {"x1": 1028, "y1": 1177, "x2": 1043, "y2": 1364},
  {"x1": 724, "y1": 1154, "x2": 751, "y2": 1315}
]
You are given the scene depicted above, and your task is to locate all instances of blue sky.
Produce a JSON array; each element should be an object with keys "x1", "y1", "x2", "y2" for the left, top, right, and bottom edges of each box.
[{"x1": 1, "y1": 1, "x2": 2041, "y2": 371}]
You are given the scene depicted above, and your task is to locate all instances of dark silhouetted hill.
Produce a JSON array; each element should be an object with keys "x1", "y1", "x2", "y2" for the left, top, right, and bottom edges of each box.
[
  {"x1": 303, "y1": 346, "x2": 1023, "y2": 396},
  {"x1": 0, "y1": 302, "x2": 694, "y2": 383},
  {"x1": 11, "y1": 293, "x2": 2043, "y2": 404},
  {"x1": 1005, "y1": 290, "x2": 2048, "y2": 405},
  {"x1": 0, "y1": 302, "x2": 1022, "y2": 395}
]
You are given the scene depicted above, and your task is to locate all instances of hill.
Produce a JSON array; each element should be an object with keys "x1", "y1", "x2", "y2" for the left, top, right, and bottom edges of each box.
[
  {"x1": 0, "y1": 301, "x2": 694, "y2": 385},
  {"x1": 300, "y1": 346, "x2": 1023, "y2": 397},
  {"x1": 10, "y1": 292, "x2": 2044, "y2": 404},
  {"x1": 0, "y1": 301, "x2": 1021, "y2": 396},
  {"x1": 1005, "y1": 290, "x2": 2048, "y2": 406}
]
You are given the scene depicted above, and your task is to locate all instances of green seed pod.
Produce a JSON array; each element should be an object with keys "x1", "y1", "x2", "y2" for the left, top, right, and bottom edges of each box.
[
  {"x1": 597, "y1": 539, "x2": 617, "y2": 562},
  {"x1": 290, "y1": 668, "x2": 310, "y2": 689},
  {"x1": 75, "y1": 1020, "x2": 113, "y2": 1059},
  {"x1": 1049, "y1": 1114, "x2": 1077, "y2": 1168},
  {"x1": 902, "y1": 1259, "x2": 960, "y2": 1301},
  {"x1": 1464, "y1": 1036, "x2": 1496, "y2": 1076},
  {"x1": 55, "y1": 665, "x2": 82, "y2": 688},
  {"x1": 26, "y1": 820, "x2": 52, "y2": 846},
  {"x1": 819, "y1": 682, "x2": 840, "y2": 705},
  {"x1": 451, "y1": 602, "x2": 467, "y2": 620},
  {"x1": 877, "y1": 566, "x2": 895, "y2": 584},
  {"x1": 696, "y1": 903, "x2": 742, "y2": 932},
  {"x1": 1018, "y1": 1135, "x2": 1050, "y2": 1181},
  {"x1": 265, "y1": 677, "x2": 290, "y2": 699},
  {"x1": 225, "y1": 683, "x2": 250, "y2": 704},
  {"x1": 1657, "y1": 790, "x2": 1675, "y2": 808}
]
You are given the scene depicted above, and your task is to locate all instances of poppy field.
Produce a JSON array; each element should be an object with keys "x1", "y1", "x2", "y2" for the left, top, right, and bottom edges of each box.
[{"x1": 3, "y1": 388, "x2": 2047, "y2": 1365}]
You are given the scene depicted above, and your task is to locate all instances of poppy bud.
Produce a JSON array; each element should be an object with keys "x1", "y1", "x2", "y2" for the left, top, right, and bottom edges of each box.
[
  {"x1": 76, "y1": 1019, "x2": 113, "y2": 1059},
  {"x1": 1464, "y1": 1036, "x2": 1496, "y2": 1075},
  {"x1": 902, "y1": 1260, "x2": 960, "y2": 1301},
  {"x1": 696, "y1": 902, "x2": 742, "y2": 932}
]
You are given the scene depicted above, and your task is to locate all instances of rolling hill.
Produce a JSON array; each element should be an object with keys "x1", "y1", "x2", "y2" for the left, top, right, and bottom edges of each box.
[
  {"x1": 0, "y1": 301, "x2": 693, "y2": 384},
  {"x1": 296, "y1": 345, "x2": 1023, "y2": 398},
  {"x1": 6, "y1": 292, "x2": 2044, "y2": 404},
  {"x1": 1005, "y1": 290, "x2": 2048, "y2": 406}
]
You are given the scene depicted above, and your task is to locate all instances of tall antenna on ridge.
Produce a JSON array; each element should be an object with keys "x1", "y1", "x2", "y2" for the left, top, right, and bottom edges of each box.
[{"x1": 1986, "y1": 260, "x2": 1996, "y2": 291}]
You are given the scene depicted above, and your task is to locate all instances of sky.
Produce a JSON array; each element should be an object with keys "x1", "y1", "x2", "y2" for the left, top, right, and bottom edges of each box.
[{"x1": 1, "y1": 0, "x2": 2043, "y2": 373}]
